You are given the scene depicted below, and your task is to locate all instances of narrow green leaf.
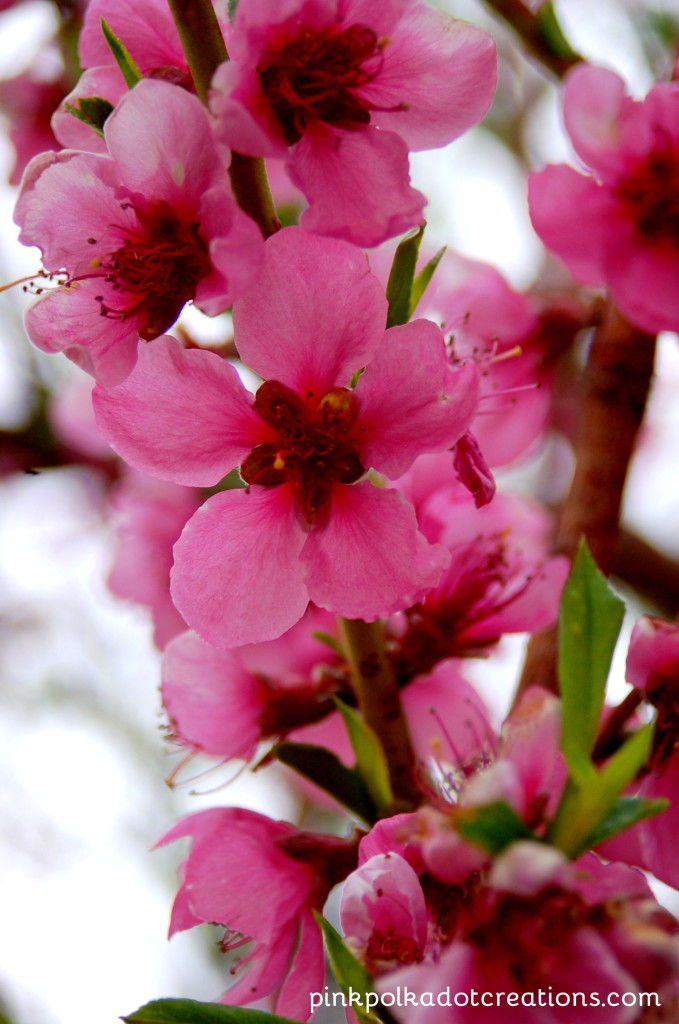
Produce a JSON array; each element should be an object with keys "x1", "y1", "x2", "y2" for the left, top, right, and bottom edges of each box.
[
  {"x1": 408, "y1": 245, "x2": 446, "y2": 317},
  {"x1": 273, "y1": 740, "x2": 376, "y2": 824},
  {"x1": 65, "y1": 96, "x2": 115, "y2": 136},
  {"x1": 536, "y1": 1, "x2": 580, "y2": 61},
  {"x1": 101, "y1": 18, "x2": 143, "y2": 88},
  {"x1": 549, "y1": 724, "x2": 655, "y2": 857},
  {"x1": 558, "y1": 538, "x2": 625, "y2": 781},
  {"x1": 122, "y1": 998, "x2": 299, "y2": 1024},
  {"x1": 455, "y1": 800, "x2": 536, "y2": 855},
  {"x1": 311, "y1": 630, "x2": 346, "y2": 658},
  {"x1": 334, "y1": 697, "x2": 393, "y2": 812},
  {"x1": 314, "y1": 913, "x2": 384, "y2": 1024},
  {"x1": 385, "y1": 224, "x2": 425, "y2": 328},
  {"x1": 227, "y1": 0, "x2": 240, "y2": 22},
  {"x1": 588, "y1": 795, "x2": 669, "y2": 849}
]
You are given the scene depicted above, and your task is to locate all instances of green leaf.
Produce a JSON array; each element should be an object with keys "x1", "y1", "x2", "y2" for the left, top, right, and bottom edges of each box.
[
  {"x1": 273, "y1": 740, "x2": 376, "y2": 824},
  {"x1": 558, "y1": 538, "x2": 625, "y2": 782},
  {"x1": 311, "y1": 630, "x2": 346, "y2": 657},
  {"x1": 536, "y1": 1, "x2": 580, "y2": 61},
  {"x1": 334, "y1": 697, "x2": 393, "y2": 812},
  {"x1": 455, "y1": 800, "x2": 536, "y2": 855},
  {"x1": 385, "y1": 224, "x2": 425, "y2": 328},
  {"x1": 587, "y1": 795, "x2": 669, "y2": 849},
  {"x1": 549, "y1": 723, "x2": 655, "y2": 857},
  {"x1": 227, "y1": 0, "x2": 240, "y2": 22},
  {"x1": 101, "y1": 18, "x2": 143, "y2": 88},
  {"x1": 408, "y1": 245, "x2": 446, "y2": 317},
  {"x1": 314, "y1": 914, "x2": 384, "y2": 1024},
  {"x1": 122, "y1": 998, "x2": 299, "y2": 1024},
  {"x1": 65, "y1": 95, "x2": 115, "y2": 136}
]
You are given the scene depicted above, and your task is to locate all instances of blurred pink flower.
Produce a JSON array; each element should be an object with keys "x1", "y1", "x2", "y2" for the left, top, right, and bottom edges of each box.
[{"x1": 529, "y1": 64, "x2": 679, "y2": 333}]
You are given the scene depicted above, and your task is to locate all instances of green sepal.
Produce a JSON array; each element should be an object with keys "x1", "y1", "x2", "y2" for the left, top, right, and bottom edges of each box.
[
  {"x1": 122, "y1": 999, "x2": 299, "y2": 1024},
  {"x1": 558, "y1": 538, "x2": 625, "y2": 783},
  {"x1": 409, "y1": 246, "x2": 446, "y2": 317},
  {"x1": 101, "y1": 18, "x2": 143, "y2": 88},
  {"x1": 587, "y1": 795, "x2": 669, "y2": 849},
  {"x1": 65, "y1": 95, "x2": 115, "y2": 136},
  {"x1": 313, "y1": 913, "x2": 384, "y2": 1024},
  {"x1": 385, "y1": 224, "x2": 425, "y2": 328},
  {"x1": 334, "y1": 697, "x2": 393, "y2": 813},
  {"x1": 273, "y1": 739, "x2": 376, "y2": 824},
  {"x1": 454, "y1": 800, "x2": 536, "y2": 855}
]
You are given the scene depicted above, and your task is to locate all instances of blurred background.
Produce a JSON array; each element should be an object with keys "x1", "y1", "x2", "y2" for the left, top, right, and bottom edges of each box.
[{"x1": 1, "y1": 0, "x2": 679, "y2": 1021}]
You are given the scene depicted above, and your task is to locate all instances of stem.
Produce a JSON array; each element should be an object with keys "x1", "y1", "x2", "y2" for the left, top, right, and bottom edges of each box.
[
  {"x1": 339, "y1": 617, "x2": 420, "y2": 809},
  {"x1": 482, "y1": 0, "x2": 581, "y2": 79},
  {"x1": 516, "y1": 302, "x2": 657, "y2": 699},
  {"x1": 166, "y1": 0, "x2": 279, "y2": 238}
]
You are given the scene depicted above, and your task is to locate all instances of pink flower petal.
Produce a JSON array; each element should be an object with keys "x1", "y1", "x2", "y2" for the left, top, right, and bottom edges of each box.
[
  {"x1": 232, "y1": 225, "x2": 387, "y2": 394},
  {"x1": 162, "y1": 631, "x2": 262, "y2": 759},
  {"x1": 171, "y1": 486, "x2": 309, "y2": 648},
  {"x1": 25, "y1": 284, "x2": 140, "y2": 386},
  {"x1": 356, "y1": 319, "x2": 480, "y2": 478},
  {"x1": 79, "y1": 0, "x2": 186, "y2": 72},
  {"x1": 104, "y1": 79, "x2": 224, "y2": 209},
  {"x1": 302, "y1": 481, "x2": 448, "y2": 619},
  {"x1": 363, "y1": 7, "x2": 497, "y2": 151},
  {"x1": 290, "y1": 124, "x2": 426, "y2": 247},
  {"x1": 14, "y1": 149, "x2": 132, "y2": 269},
  {"x1": 275, "y1": 911, "x2": 325, "y2": 1020},
  {"x1": 52, "y1": 66, "x2": 127, "y2": 153},
  {"x1": 605, "y1": 236, "x2": 679, "y2": 334},
  {"x1": 528, "y1": 163, "x2": 617, "y2": 284},
  {"x1": 93, "y1": 335, "x2": 263, "y2": 485},
  {"x1": 563, "y1": 64, "x2": 632, "y2": 179}
]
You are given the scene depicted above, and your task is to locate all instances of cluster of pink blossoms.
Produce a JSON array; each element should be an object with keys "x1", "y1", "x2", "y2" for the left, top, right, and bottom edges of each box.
[{"x1": 8, "y1": 0, "x2": 679, "y2": 1021}]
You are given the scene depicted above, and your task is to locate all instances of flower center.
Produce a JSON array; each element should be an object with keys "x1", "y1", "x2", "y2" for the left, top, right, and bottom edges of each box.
[
  {"x1": 617, "y1": 145, "x2": 679, "y2": 246},
  {"x1": 89, "y1": 199, "x2": 211, "y2": 339},
  {"x1": 258, "y1": 23, "x2": 383, "y2": 145},
  {"x1": 240, "y1": 379, "x2": 365, "y2": 523}
]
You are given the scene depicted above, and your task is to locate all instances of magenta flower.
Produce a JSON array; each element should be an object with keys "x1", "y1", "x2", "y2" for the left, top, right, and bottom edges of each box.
[
  {"x1": 94, "y1": 227, "x2": 480, "y2": 647},
  {"x1": 211, "y1": 0, "x2": 496, "y2": 246},
  {"x1": 158, "y1": 807, "x2": 357, "y2": 1019},
  {"x1": 529, "y1": 64, "x2": 679, "y2": 334},
  {"x1": 14, "y1": 78, "x2": 262, "y2": 385}
]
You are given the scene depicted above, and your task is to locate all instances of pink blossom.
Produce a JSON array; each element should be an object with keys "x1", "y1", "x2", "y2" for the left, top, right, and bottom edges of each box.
[
  {"x1": 600, "y1": 616, "x2": 679, "y2": 889},
  {"x1": 211, "y1": 0, "x2": 496, "y2": 246},
  {"x1": 391, "y1": 483, "x2": 569, "y2": 675},
  {"x1": 529, "y1": 64, "x2": 679, "y2": 334},
  {"x1": 107, "y1": 471, "x2": 201, "y2": 648},
  {"x1": 94, "y1": 227, "x2": 480, "y2": 647},
  {"x1": 377, "y1": 845, "x2": 679, "y2": 1023},
  {"x1": 158, "y1": 807, "x2": 357, "y2": 1020},
  {"x1": 162, "y1": 610, "x2": 341, "y2": 762},
  {"x1": 0, "y1": 69, "x2": 66, "y2": 185},
  {"x1": 340, "y1": 853, "x2": 437, "y2": 974},
  {"x1": 14, "y1": 78, "x2": 262, "y2": 385}
]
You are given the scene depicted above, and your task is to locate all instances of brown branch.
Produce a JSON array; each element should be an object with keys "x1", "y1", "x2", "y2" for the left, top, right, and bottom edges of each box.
[
  {"x1": 612, "y1": 529, "x2": 679, "y2": 619},
  {"x1": 482, "y1": 0, "x2": 582, "y2": 79},
  {"x1": 339, "y1": 617, "x2": 421, "y2": 810},
  {"x1": 516, "y1": 302, "x2": 657, "y2": 699},
  {"x1": 166, "y1": 0, "x2": 278, "y2": 238}
]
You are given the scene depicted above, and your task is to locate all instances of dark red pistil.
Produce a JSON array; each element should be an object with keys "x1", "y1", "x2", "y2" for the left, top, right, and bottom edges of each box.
[
  {"x1": 93, "y1": 199, "x2": 210, "y2": 339},
  {"x1": 258, "y1": 23, "x2": 382, "y2": 145},
  {"x1": 617, "y1": 145, "x2": 679, "y2": 245},
  {"x1": 240, "y1": 379, "x2": 365, "y2": 523}
]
